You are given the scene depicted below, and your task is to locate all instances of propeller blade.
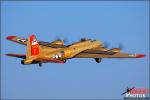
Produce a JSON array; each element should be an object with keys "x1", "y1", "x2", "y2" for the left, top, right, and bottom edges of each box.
[
  {"x1": 63, "y1": 37, "x2": 69, "y2": 44},
  {"x1": 103, "y1": 42, "x2": 109, "y2": 48},
  {"x1": 118, "y1": 43, "x2": 124, "y2": 50},
  {"x1": 56, "y1": 36, "x2": 61, "y2": 41},
  {"x1": 55, "y1": 36, "x2": 69, "y2": 44},
  {"x1": 80, "y1": 38, "x2": 87, "y2": 41}
]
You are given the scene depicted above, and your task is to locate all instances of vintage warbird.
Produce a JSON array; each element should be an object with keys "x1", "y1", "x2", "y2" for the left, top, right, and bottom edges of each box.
[{"x1": 6, "y1": 35, "x2": 146, "y2": 66}]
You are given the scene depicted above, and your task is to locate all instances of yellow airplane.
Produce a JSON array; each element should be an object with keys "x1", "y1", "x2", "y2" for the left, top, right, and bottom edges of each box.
[{"x1": 6, "y1": 34, "x2": 146, "y2": 66}]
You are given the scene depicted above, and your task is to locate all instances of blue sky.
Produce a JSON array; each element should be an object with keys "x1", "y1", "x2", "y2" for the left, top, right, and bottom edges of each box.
[{"x1": 1, "y1": 1, "x2": 149, "y2": 99}]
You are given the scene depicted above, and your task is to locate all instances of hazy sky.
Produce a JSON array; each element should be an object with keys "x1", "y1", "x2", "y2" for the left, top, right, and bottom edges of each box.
[{"x1": 1, "y1": 1, "x2": 149, "y2": 99}]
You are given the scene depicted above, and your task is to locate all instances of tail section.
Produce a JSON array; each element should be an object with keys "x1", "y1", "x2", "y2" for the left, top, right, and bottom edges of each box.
[
  {"x1": 26, "y1": 35, "x2": 40, "y2": 58},
  {"x1": 6, "y1": 34, "x2": 65, "y2": 66},
  {"x1": 30, "y1": 35, "x2": 39, "y2": 56}
]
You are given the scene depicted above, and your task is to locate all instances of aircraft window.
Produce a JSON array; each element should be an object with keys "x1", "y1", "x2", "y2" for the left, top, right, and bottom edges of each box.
[{"x1": 60, "y1": 51, "x2": 64, "y2": 53}]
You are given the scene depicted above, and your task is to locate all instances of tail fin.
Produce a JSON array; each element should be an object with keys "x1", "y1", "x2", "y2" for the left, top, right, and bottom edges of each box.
[{"x1": 26, "y1": 35, "x2": 40, "y2": 58}]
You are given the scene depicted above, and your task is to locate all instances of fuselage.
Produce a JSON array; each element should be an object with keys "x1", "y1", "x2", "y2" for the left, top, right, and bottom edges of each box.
[{"x1": 42, "y1": 40, "x2": 103, "y2": 61}]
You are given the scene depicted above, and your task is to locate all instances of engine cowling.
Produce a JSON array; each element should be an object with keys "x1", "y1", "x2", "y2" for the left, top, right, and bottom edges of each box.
[
  {"x1": 50, "y1": 40, "x2": 64, "y2": 45},
  {"x1": 108, "y1": 48, "x2": 121, "y2": 53}
]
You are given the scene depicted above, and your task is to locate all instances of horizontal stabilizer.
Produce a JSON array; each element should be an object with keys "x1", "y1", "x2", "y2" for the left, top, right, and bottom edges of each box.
[
  {"x1": 6, "y1": 36, "x2": 27, "y2": 45},
  {"x1": 6, "y1": 53, "x2": 26, "y2": 59}
]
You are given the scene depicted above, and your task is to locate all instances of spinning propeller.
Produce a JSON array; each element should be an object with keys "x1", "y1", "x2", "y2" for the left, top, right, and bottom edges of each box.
[
  {"x1": 56, "y1": 36, "x2": 69, "y2": 44},
  {"x1": 103, "y1": 42, "x2": 124, "y2": 50}
]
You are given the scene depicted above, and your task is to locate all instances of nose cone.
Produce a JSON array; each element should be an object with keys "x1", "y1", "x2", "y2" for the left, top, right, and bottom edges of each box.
[{"x1": 136, "y1": 54, "x2": 146, "y2": 58}]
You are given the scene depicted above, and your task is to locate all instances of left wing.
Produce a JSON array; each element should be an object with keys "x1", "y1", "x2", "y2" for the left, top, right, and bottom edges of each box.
[
  {"x1": 6, "y1": 36, "x2": 27, "y2": 45},
  {"x1": 6, "y1": 36, "x2": 66, "y2": 48}
]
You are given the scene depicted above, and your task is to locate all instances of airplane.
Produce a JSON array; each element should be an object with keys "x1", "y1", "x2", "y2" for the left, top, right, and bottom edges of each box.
[
  {"x1": 6, "y1": 34, "x2": 146, "y2": 67},
  {"x1": 121, "y1": 87, "x2": 135, "y2": 95}
]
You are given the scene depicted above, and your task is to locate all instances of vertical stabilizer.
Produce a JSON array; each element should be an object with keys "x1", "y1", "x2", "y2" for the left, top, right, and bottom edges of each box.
[{"x1": 26, "y1": 35, "x2": 40, "y2": 58}]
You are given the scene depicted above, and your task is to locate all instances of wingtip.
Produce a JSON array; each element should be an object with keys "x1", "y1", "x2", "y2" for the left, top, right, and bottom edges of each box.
[
  {"x1": 136, "y1": 54, "x2": 146, "y2": 58},
  {"x1": 6, "y1": 36, "x2": 16, "y2": 40}
]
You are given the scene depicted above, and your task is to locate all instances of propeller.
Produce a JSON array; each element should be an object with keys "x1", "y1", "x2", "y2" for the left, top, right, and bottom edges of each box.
[
  {"x1": 118, "y1": 43, "x2": 124, "y2": 50},
  {"x1": 103, "y1": 42, "x2": 109, "y2": 48},
  {"x1": 56, "y1": 36, "x2": 61, "y2": 41},
  {"x1": 63, "y1": 37, "x2": 69, "y2": 44},
  {"x1": 80, "y1": 38, "x2": 87, "y2": 41},
  {"x1": 103, "y1": 42, "x2": 124, "y2": 50},
  {"x1": 55, "y1": 36, "x2": 69, "y2": 44}
]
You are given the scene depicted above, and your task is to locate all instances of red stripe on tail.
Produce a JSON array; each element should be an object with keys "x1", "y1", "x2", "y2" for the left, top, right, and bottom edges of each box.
[{"x1": 30, "y1": 35, "x2": 39, "y2": 56}]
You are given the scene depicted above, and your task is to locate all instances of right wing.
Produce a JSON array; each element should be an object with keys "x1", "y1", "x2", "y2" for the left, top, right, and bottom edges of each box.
[
  {"x1": 74, "y1": 52, "x2": 145, "y2": 58},
  {"x1": 82, "y1": 47, "x2": 109, "y2": 54},
  {"x1": 81, "y1": 47, "x2": 122, "y2": 55},
  {"x1": 74, "y1": 47, "x2": 145, "y2": 58}
]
